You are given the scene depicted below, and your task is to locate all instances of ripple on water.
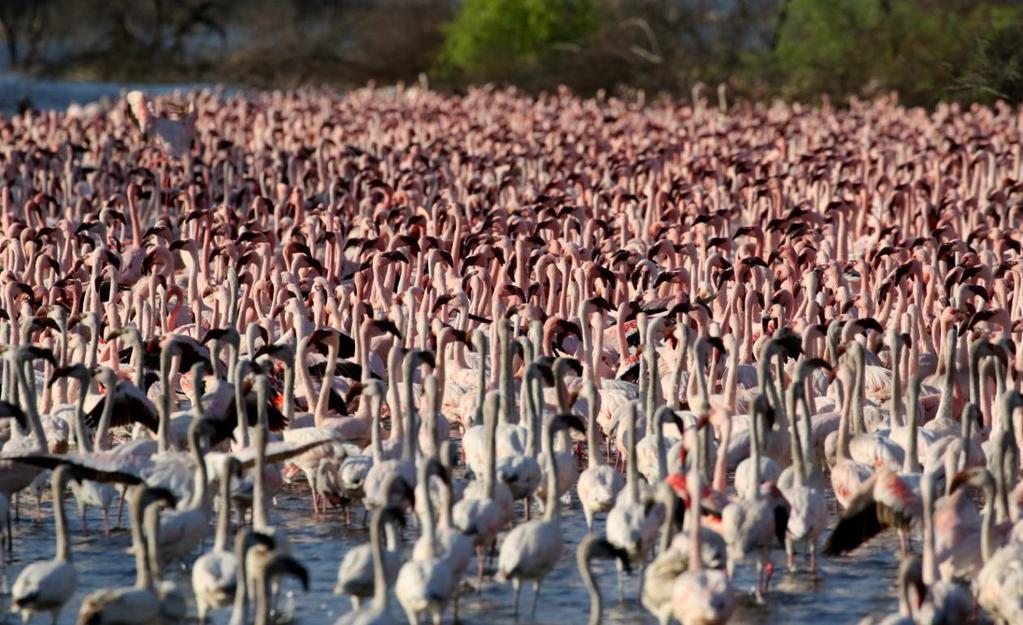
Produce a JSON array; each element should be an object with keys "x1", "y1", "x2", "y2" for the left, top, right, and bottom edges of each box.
[{"x1": 4, "y1": 486, "x2": 906, "y2": 625}]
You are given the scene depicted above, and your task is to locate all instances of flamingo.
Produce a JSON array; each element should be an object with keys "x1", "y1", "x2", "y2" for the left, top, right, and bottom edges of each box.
[
  {"x1": 605, "y1": 401, "x2": 661, "y2": 599},
  {"x1": 10, "y1": 461, "x2": 142, "y2": 625},
  {"x1": 577, "y1": 535, "x2": 632, "y2": 625},
  {"x1": 125, "y1": 91, "x2": 196, "y2": 158},
  {"x1": 395, "y1": 458, "x2": 457, "y2": 625},
  {"x1": 75, "y1": 485, "x2": 176, "y2": 625},
  {"x1": 577, "y1": 372, "x2": 624, "y2": 530},
  {"x1": 671, "y1": 430, "x2": 736, "y2": 625},
  {"x1": 720, "y1": 394, "x2": 787, "y2": 602},
  {"x1": 496, "y1": 412, "x2": 586, "y2": 616}
]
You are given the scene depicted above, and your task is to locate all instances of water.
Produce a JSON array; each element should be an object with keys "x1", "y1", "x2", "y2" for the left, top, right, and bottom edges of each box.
[
  {"x1": 0, "y1": 73, "x2": 226, "y2": 114},
  {"x1": 1, "y1": 481, "x2": 910, "y2": 625}
]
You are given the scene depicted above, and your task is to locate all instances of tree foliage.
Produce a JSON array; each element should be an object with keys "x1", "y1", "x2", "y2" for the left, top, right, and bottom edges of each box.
[
  {"x1": 2, "y1": 0, "x2": 1023, "y2": 106},
  {"x1": 435, "y1": 0, "x2": 596, "y2": 85}
]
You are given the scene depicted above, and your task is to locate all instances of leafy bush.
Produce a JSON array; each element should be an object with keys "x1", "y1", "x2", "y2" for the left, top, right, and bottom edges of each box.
[
  {"x1": 435, "y1": 0, "x2": 596, "y2": 86},
  {"x1": 766, "y1": 0, "x2": 1023, "y2": 105}
]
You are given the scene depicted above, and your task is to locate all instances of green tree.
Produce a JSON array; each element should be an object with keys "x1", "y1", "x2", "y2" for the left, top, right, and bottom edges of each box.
[
  {"x1": 435, "y1": 0, "x2": 597, "y2": 85},
  {"x1": 766, "y1": 0, "x2": 1023, "y2": 105}
]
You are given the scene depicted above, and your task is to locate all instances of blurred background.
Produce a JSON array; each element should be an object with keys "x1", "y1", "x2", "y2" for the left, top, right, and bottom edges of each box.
[{"x1": 2, "y1": 0, "x2": 1023, "y2": 108}]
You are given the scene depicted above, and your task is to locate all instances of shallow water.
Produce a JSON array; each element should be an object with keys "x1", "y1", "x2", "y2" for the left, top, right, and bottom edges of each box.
[
  {"x1": 0, "y1": 477, "x2": 917, "y2": 625},
  {"x1": 0, "y1": 73, "x2": 225, "y2": 114}
]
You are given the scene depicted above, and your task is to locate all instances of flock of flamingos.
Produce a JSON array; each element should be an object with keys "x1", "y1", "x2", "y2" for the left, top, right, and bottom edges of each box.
[{"x1": 0, "y1": 85, "x2": 1020, "y2": 625}]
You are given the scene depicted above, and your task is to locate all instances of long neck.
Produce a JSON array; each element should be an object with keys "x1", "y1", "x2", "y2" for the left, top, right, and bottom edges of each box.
[
  {"x1": 937, "y1": 328, "x2": 956, "y2": 422},
  {"x1": 655, "y1": 410, "x2": 668, "y2": 481},
  {"x1": 256, "y1": 565, "x2": 273, "y2": 625},
  {"x1": 484, "y1": 400, "x2": 497, "y2": 499},
  {"x1": 214, "y1": 468, "x2": 232, "y2": 551},
  {"x1": 646, "y1": 336, "x2": 660, "y2": 422},
  {"x1": 772, "y1": 357, "x2": 789, "y2": 431},
  {"x1": 440, "y1": 476, "x2": 455, "y2": 529},
  {"x1": 500, "y1": 327, "x2": 516, "y2": 425},
  {"x1": 689, "y1": 450, "x2": 704, "y2": 572},
  {"x1": 903, "y1": 379, "x2": 920, "y2": 473},
  {"x1": 283, "y1": 358, "x2": 295, "y2": 424},
  {"x1": 670, "y1": 328, "x2": 689, "y2": 410},
  {"x1": 789, "y1": 386, "x2": 806, "y2": 488},
  {"x1": 14, "y1": 358, "x2": 48, "y2": 450},
  {"x1": 659, "y1": 487, "x2": 676, "y2": 553},
  {"x1": 527, "y1": 370, "x2": 541, "y2": 458},
  {"x1": 474, "y1": 343, "x2": 487, "y2": 426},
  {"x1": 76, "y1": 378, "x2": 94, "y2": 453},
  {"x1": 853, "y1": 345, "x2": 866, "y2": 435},
  {"x1": 131, "y1": 336, "x2": 144, "y2": 388},
  {"x1": 254, "y1": 379, "x2": 270, "y2": 530},
  {"x1": 188, "y1": 427, "x2": 209, "y2": 510},
  {"x1": 693, "y1": 346, "x2": 710, "y2": 413},
  {"x1": 543, "y1": 422, "x2": 560, "y2": 521},
  {"x1": 922, "y1": 480, "x2": 936, "y2": 586},
  {"x1": 625, "y1": 409, "x2": 639, "y2": 502},
  {"x1": 371, "y1": 394, "x2": 384, "y2": 462},
  {"x1": 226, "y1": 341, "x2": 239, "y2": 388},
  {"x1": 53, "y1": 468, "x2": 71, "y2": 561},
  {"x1": 131, "y1": 499, "x2": 152, "y2": 589},
  {"x1": 586, "y1": 377, "x2": 601, "y2": 469},
  {"x1": 370, "y1": 515, "x2": 389, "y2": 612},
  {"x1": 402, "y1": 358, "x2": 417, "y2": 462},
  {"x1": 295, "y1": 338, "x2": 318, "y2": 408},
  {"x1": 90, "y1": 376, "x2": 109, "y2": 445},
  {"x1": 145, "y1": 507, "x2": 164, "y2": 583},
  {"x1": 234, "y1": 364, "x2": 250, "y2": 448},
  {"x1": 836, "y1": 373, "x2": 852, "y2": 460},
  {"x1": 387, "y1": 346, "x2": 403, "y2": 437},
  {"x1": 158, "y1": 348, "x2": 173, "y2": 452},
  {"x1": 210, "y1": 339, "x2": 223, "y2": 380},
  {"x1": 723, "y1": 339, "x2": 738, "y2": 410},
  {"x1": 581, "y1": 555, "x2": 602, "y2": 625},
  {"x1": 229, "y1": 540, "x2": 249, "y2": 625},
  {"x1": 87, "y1": 324, "x2": 101, "y2": 368},
  {"x1": 982, "y1": 482, "x2": 996, "y2": 563},
  {"x1": 798, "y1": 388, "x2": 818, "y2": 474},
  {"x1": 995, "y1": 432, "x2": 1012, "y2": 524},
  {"x1": 314, "y1": 344, "x2": 337, "y2": 425},
  {"x1": 750, "y1": 403, "x2": 762, "y2": 498},
  {"x1": 890, "y1": 338, "x2": 904, "y2": 427},
  {"x1": 419, "y1": 479, "x2": 437, "y2": 559},
  {"x1": 712, "y1": 413, "x2": 731, "y2": 493}
]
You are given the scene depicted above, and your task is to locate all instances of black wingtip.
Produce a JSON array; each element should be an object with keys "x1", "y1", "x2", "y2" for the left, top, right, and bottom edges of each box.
[{"x1": 823, "y1": 500, "x2": 883, "y2": 557}]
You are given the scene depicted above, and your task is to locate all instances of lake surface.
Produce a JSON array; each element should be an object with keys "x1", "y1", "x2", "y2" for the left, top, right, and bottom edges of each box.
[
  {"x1": 1, "y1": 476, "x2": 916, "y2": 625},
  {"x1": 0, "y1": 73, "x2": 222, "y2": 114}
]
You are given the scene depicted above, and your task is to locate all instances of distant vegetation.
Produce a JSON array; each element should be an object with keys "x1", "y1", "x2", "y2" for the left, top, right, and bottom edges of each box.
[{"x1": 2, "y1": 0, "x2": 1023, "y2": 106}]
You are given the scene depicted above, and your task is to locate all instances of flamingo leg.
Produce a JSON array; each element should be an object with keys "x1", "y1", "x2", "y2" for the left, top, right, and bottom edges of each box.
[
  {"x1": 616, "y1": 557, "x2": 625, "y2": 602},
  {"x1": 529, "y1": 579, "x2": 542, "y2": 616},
  {"x1": 511, "y1": 578, "x2": 522, "y2": 616},
  {"x1": 755, "y1": 560, "x2": 765, "y2": 603},
  {"x1": 115, "y1": 489, "x2": 126, "y2": 527},
  {"x1": 475, "y1": 544, "x2": 486, "y2": 590}
]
